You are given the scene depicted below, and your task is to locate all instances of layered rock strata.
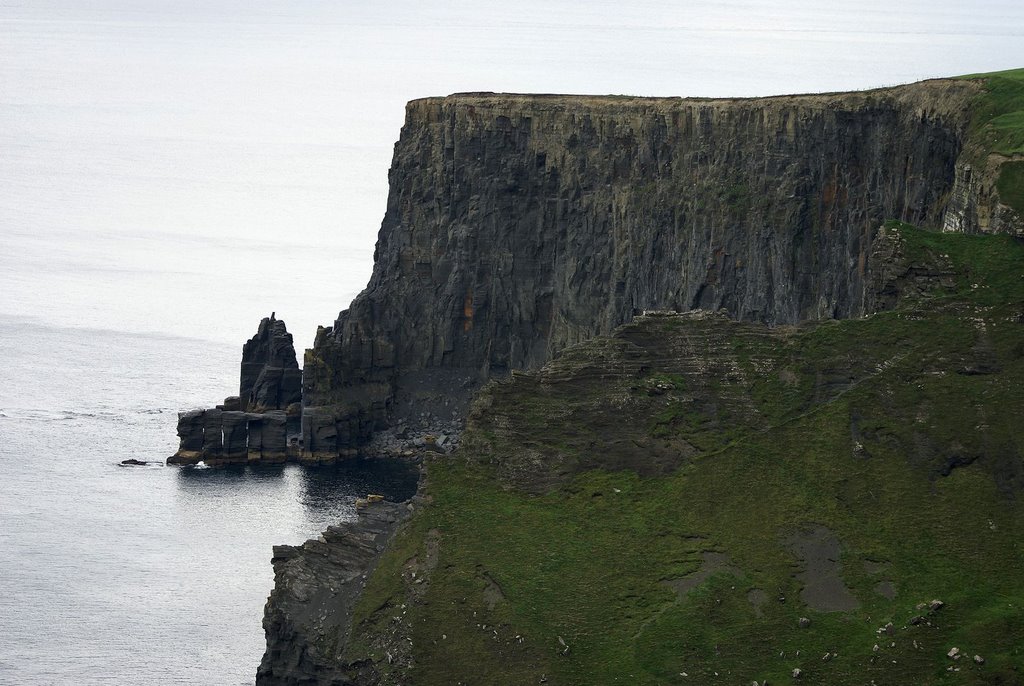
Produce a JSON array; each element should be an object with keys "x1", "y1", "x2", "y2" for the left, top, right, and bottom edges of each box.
[
  {"x1": 168, "y1": 314, "x2": 302, "y2": 465},
  {"x1": 301, "y1": 79, "x2": 1004, "y2": 456},
  {"x1": 173, "y1": 79, "x2": 1020, "y2": 464}
]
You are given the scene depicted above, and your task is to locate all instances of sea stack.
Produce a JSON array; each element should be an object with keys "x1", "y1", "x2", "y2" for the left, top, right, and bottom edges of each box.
[{"x1": 168, "y1": 313, "x2": 302, "y2": 465}]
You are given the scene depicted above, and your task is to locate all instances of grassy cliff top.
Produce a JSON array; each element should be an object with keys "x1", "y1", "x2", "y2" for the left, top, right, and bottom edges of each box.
[
  {"x1": 959, "y1": 68, "x2": 1024, "y2": 157},
  {"x1": 407, "y1": 76, "x2": 982, "y2": 114}
]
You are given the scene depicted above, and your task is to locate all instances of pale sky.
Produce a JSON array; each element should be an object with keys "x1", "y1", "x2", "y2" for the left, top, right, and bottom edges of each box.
[{"x1": 2, "y1": 0, "x2": 1022, "y2": 350}]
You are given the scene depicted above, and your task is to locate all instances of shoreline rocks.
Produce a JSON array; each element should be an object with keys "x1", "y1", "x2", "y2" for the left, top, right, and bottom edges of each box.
[{"x1": 256, "y1": 498, "x2": 415, "y2": 685}]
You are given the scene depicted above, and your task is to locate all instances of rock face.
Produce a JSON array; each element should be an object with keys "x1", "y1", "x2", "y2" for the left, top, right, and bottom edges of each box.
[
  {"x1": 302, "y1": 79, "x2": 1004, "y2": 456},
  {"x1": 168, "y1": 314, "x2": 301, "y2": 465},
  {"x1": 241, "y1": 314, "x2": 303, "y2": 413},
  {"x1": 257, "y1": 500, "x2": 411, "y2": 685}
]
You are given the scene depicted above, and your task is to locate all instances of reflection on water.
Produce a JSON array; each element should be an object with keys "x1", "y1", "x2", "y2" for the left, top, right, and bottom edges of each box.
[
  {"x1": 301, "y1": 458, "x2": 419, "y2": 504},
  {"x1": 175, "y1": 459, "x2": 420, "y2": 534},
  {"x1": 175, "y1": 462, "x2": 290, "y2": 486}
]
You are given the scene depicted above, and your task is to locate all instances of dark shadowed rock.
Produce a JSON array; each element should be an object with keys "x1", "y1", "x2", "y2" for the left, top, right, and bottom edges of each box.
[
  {"x1": 301, "y1": 406, "x2": 339, "y2": 463},
  {"x1": 786, "y1": 525, "x2": 860, "y2": 613},
  {"x1": 172, "y1": 409, "x2": 205, "y2": 458},
  {"x1": 218, "y1": 395, "x2": 242, "y2": 411},
  {"x1": 260, "y1": 411, "x2": 289, "y2": 461},
  {"x1": 168, "y1": 316, "x2": 302, "y2": 465},
  {"x1": 241, "y1": 314, "x2": 302, "y2": 413},
  {"x1": 256, "y1": 500, "x2": 410, "y2": 685},
  {"x1": 201, "y1": 408, "x2": 223, "y2": 458},
  {"x1": 221, "y1": 411, "x2": 249, "y2": 461},
  {"x1": 301, "y1": 81, "x2": 1004, "y2": 457}
]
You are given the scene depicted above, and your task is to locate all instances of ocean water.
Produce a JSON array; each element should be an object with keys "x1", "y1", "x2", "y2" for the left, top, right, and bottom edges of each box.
[
  {"x1": 0, "y1": 317, "x2": 419, "y2": 685},
  {"x1": 1, "y1": 1, "x2": 1022, "y2": 684}
]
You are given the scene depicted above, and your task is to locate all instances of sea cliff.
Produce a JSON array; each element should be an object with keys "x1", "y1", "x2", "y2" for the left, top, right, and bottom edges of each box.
[
  {"x1": 299, "y1": 78, "x2": 991, "y2": 458},
  {"x1": 260, "y1": 222, "x2": 1024, "y2": 685}
]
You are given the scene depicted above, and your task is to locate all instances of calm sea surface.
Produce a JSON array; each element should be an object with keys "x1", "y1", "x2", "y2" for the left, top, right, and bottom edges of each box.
[
  {"x1": 1, "y1": 1, "x2": 1022, "y2": 683},
  {"x1": 0, "y1": 317, "x2": 419, "y2": 684}
]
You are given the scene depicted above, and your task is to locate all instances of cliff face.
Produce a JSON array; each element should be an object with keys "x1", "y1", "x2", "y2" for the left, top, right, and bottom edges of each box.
[
  {"x1": 302, "y1": 79, "x2": 992, "y2": 456},
  {"x1": 257, "y1": 500, "x2": 411, "y2": 686}
]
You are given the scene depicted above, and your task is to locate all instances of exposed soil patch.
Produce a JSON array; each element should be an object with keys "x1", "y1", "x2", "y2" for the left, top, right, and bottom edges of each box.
[
  {"x1": 747, "y1": 588, "x2": 769, "y2": 617},
  {"x1": 862, "y1": 560, "x2": 890, "y2": 574},
  {"x1": 785, "y1": 525, "x2": 860, "y2": 612},
  {"x1": 480, "y1": 570, "x2": 507, "y2": 611},
  {"x1": 874, "y1": 580, "x2": 897, "y2": 600}
]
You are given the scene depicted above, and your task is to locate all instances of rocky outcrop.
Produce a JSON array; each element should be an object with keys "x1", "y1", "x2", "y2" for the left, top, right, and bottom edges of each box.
[
  {"x1": 257, "y1": 499, "x2": 412, "y2": 685},
  {"x1": 168, "y1": 314, "x2": 301, "y2": 465},
  {"x1": 302, "y1": 79, "x2": 998, "y2": 456},
  {"x1": 863, "y1": 222, "x2": 959, "y2": 313},
  {"x1": 241, "y1": 314, "x2": 303, "y2": 413},
  {"x1": 942, "y1": 154, "x2": 1024, "y2": 236}
]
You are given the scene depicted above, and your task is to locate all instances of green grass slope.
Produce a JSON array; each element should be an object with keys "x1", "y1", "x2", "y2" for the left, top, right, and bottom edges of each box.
[
  {"x1": 959, "y1": 68, "x2": 1024, "y2": 217},
  {"x1": 348, "y1": 224, "x2": 1024, "y2": 685},
  {"x1": 961, "y1": 68, "x2": 1024, "y2": 158}
]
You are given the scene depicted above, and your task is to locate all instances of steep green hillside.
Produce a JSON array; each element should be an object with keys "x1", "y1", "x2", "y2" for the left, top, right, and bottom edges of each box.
[
  {"x1": 962, "y1": 68, "x2": 1024, "y2": 158},
  {"x1": 346, "y1": 224, "x2": 1024, "y2": 685},
  {"x1": 961, "y1": 68, "x2": 1024, "y2": 217}
]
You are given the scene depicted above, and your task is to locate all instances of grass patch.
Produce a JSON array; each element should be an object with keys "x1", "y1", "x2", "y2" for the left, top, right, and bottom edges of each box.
[
  {"x1": 960, "y1": 68, "x2": 1024, "y2": 157},
  {"x1": 997, "y1": 161, "x2": 1024, "y2": 217},
  {"x1": 960, "y1": 68, "x2": 1024, "y2": 217},
  {"x1": 897, "y1": 221, "x2": 1024, "y2": 304}
]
